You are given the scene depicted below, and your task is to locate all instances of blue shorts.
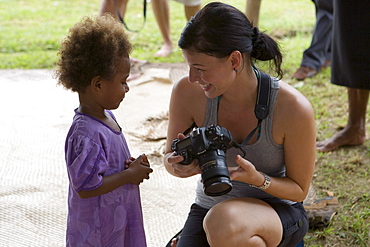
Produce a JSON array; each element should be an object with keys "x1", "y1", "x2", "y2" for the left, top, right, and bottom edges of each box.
[{"x1": 172, "y1": 200, "x2": 308, "y2": 247}]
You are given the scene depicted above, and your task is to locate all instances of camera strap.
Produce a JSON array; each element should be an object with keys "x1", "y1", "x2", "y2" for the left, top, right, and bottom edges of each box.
[
  {"x1": 183, "y1": 122, "x2": 198, "y2": 136},
  {"x1": 239, "y1": 69, "x2": 271, "y2": 147},
  {"x1": 182, "y1": 69, "x2": 271, "y2": 147},
  {"x1": 113, "y1": 0, "x2": 147, "y2": 33}
]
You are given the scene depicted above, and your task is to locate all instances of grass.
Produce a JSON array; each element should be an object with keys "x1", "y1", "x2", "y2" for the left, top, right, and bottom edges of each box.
[
  {"x1": 0, "y1": 0, "x2": 315, "y2": 68},
  {"x1": 1, "y1": 0, "x2": 369, "y2": 246}
]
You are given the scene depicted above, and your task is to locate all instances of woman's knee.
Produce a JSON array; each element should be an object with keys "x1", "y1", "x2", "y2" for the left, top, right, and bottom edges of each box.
[
  {"x1": 203, "y1": 198, "x2": 282, "y2": 247},
  {"x1": 203, "y1": 200, "x2": 241, "y2": 245}
]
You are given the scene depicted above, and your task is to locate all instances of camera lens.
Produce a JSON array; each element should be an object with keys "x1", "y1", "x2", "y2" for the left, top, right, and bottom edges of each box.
[
  {"x1": 203, "y1": 177, "x2": 232, "y2": 196},
  {"x1": 198, "y1": 149, "x2": 232, "y2": 196}
]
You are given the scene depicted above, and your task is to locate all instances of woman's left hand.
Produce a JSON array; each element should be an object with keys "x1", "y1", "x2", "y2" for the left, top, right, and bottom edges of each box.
[{"x1": 229, "y1": 155, "x2": 262, "y2": 185}]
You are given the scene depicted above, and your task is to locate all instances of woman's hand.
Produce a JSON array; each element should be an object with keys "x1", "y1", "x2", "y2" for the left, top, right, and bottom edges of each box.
[
  {"x1": 165, "y1": 133, "x2": 201, "y2": 178},
  {"x1": 229, "y1": 155, "x2": 264, "y2": 186},
  {"x1": 166, "y1": 152, "x2": 201, "y2": 178}
]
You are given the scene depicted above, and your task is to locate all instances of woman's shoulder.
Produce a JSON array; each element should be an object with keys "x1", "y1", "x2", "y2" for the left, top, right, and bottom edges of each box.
[
  {"x1": 277, "y1": 80, "x2": 312, "y2": 107},
  {"x1": 173, "y1": 75, "x2": 200, "y2": 92},
  {"x1": 275, "y1": 80, "x2": 314, "y2": 121},
  {"x1": 171, "y1": 75, "x2": 206, "y2": 102},
  {"x1": 169, "y1": 75, "x2": 208, "y2": 130}
]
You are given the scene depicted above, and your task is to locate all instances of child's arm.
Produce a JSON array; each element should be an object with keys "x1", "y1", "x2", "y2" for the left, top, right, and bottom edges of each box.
[{"x1": 78, "y1": 154, "x2": 153, "y2": 199}]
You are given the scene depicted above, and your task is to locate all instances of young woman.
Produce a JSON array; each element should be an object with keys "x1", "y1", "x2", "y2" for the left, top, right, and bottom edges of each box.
[{"x1": 164, "y1": 2, "x2": 316, "y2": 246}]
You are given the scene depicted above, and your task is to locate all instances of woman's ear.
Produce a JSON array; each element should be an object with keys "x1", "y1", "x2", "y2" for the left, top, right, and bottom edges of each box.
[
  {"x1": 230, "y1": 50, "x2": 243, "y2": 71},
  {"x1": 91, "y1": 76, "x2": 103, "y2": 92}
]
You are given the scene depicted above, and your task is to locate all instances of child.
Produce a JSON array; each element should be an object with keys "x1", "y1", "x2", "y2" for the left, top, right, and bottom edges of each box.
[{"x1": 55, "y1": 14, "x2": 153, "y2": 247}]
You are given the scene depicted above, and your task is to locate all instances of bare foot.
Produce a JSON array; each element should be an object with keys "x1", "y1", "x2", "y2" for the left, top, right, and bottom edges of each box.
[
  {"x1": 316, "y1": 126, "x2": 366, "y2": 152},
  {"x1": 155, "y1": 43, "x2": 173, "y2": 57}
]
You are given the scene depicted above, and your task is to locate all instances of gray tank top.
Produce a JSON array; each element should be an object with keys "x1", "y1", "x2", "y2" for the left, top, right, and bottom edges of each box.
[{"x1": 195, "y1": 77, "x2": 294, "y2": 208}]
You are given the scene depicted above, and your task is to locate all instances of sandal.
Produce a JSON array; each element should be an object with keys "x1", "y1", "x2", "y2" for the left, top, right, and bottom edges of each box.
[{"x1": 304, "y1": 195, "x2": 339, "y2": 228}]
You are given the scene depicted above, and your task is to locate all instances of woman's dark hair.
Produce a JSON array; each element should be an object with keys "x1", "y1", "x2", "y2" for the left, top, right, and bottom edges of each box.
[
  {"x1": 178, "y1": 2, "x2": 283, "y2": 78},
  {"x1": 55, "y1": 14, "x2": 132, "y2": 93}
]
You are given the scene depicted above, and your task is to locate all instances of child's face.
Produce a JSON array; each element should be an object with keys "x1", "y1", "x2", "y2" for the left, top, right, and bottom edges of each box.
[{"x1": 101, "y1": 57, "x2": 131, "y2": 110}]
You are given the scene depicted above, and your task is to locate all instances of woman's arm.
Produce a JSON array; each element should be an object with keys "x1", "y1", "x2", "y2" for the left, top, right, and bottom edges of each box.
[
  {"x1": 230, "y1": 82, "x2": 316, "y2": 202},
  {"x1": 276, "y1": 83, "x2": 316, "y2": 202},
  {"x1": 164, "y1": 76, "x2": 207, "y2": 178}
]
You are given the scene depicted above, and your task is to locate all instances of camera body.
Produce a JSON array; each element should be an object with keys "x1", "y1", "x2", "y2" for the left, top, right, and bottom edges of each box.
[{"x1": 171, "y1": 125, "x2": 235, "y2": 196}]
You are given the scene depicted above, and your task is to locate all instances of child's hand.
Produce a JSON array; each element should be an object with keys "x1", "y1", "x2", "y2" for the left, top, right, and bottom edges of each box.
[
  {"x1": 125, "y1": 154, "x2": 153, "y2": 185},
  {"x1": 125, "y1": 154, "x2": 150, "y2": 168},
  {"x1": 125, "y1": 156, "x2": 136, "y2": 169}
]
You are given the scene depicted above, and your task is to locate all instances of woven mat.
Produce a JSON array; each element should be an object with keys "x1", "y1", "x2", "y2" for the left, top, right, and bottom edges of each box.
[
  {"x1": 0, "y1": 65, "x2": 317, "y2": 246},
  {"x1": 0, "y1": 65, "x2": 198, "y2": 247}
]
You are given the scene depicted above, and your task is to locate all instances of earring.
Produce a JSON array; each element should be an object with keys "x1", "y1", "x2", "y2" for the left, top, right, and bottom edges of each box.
[{"x1": 234, "y1": 68, "x2": 239, "y2": 73}]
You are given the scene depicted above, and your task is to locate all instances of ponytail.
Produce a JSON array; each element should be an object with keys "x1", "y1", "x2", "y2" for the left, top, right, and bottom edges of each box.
[{"x1": 251, "y1": 27, "x2": 283, "y2": 79}]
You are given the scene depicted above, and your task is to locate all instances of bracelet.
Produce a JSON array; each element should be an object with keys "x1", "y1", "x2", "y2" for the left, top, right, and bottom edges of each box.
[{"x1": 249, "y1": 172, "x2": 271, "y2": 190}]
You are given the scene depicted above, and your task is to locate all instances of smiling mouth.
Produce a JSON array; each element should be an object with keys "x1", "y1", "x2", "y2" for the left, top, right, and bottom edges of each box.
[{"x1": 198, "y1": 83, "x2": 211, "y2": 90}]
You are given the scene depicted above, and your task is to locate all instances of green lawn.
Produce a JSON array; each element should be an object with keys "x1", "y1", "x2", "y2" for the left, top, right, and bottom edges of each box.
[{"x1": 0, "y1": 0, "x2": 315, "y2": 69}]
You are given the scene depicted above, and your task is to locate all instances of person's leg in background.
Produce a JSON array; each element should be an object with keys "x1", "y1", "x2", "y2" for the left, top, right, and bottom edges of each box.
[
  {"x1": 245, "y1": 0, "x2": 262, "y2": 27},
  {"x1": 152, "y1": 0, "x2": 201, "y2": 57},
  {"x1": 99, "y1": 0, "x2": 129, "y2": 19},
  {"x1": 292, "y1": 0, "x2": 333, "y2": 80},
  {"x1": 316, "y1": 1, "x2": 370, "y2": 152},
  {"x1": 317, "y1": 88, "x2": 369, "y2": 152},
  {"x1": 183, "y1": 3, "x2": 201, "y2": 21},
  {"x1": 151, "y1": 0, "x2": 173, "y2": 57},
  {"x1": 99, "y1": 0, "x2": 146, "y2": 81}
]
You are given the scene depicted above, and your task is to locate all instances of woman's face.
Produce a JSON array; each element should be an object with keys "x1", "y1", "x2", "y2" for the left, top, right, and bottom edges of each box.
[{"x1": 182, "y1": 50, "x2": 235, "y2": 98}]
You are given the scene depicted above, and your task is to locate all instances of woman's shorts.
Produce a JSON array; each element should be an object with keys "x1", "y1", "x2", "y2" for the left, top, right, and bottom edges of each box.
[
  {"x1": 174, "y1": 0, "x2": 201, "y2": 7},
  {"x1": 175, "y1": 200, "x2": 308, "y2": 247}
]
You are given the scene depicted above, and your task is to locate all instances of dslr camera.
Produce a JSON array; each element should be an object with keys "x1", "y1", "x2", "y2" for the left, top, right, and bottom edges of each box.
[{"x1": 171, "y1": 125, "x2": 237, "y2": 196}]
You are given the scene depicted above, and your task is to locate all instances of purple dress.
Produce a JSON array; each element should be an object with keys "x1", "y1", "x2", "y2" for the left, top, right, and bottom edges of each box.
[{"x1": 65, "y1": 109, "x2": 147, "y2": 247}]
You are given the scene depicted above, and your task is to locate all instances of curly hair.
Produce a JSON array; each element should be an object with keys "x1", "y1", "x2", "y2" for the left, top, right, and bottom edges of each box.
[{"x1": 54, "y1": 14, "x2": 132, "y2": 93}]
